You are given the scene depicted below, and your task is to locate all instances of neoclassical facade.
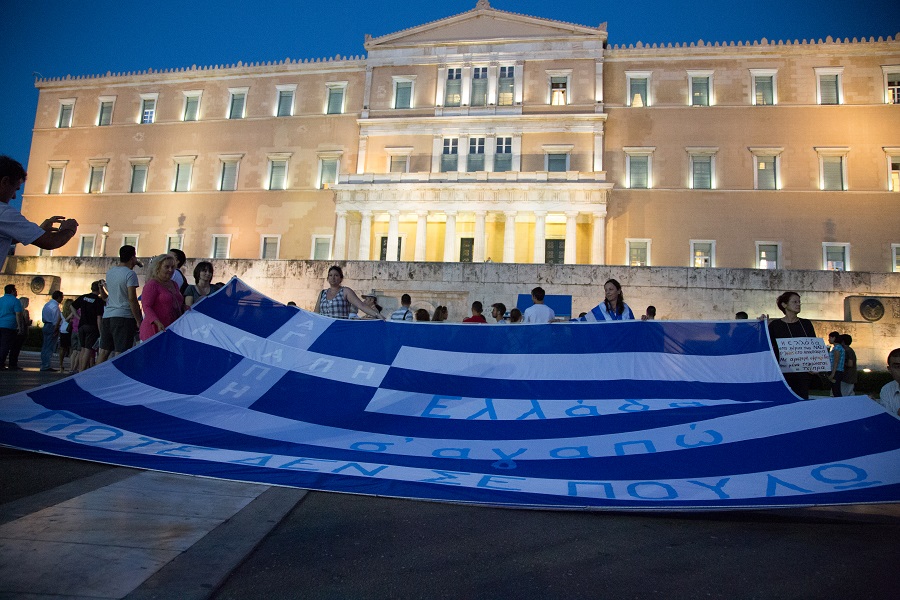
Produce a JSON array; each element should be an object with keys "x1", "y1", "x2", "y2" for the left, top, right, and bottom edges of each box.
[{"x1": 20, "y1": 1, "x2": 900, "y2": 272}]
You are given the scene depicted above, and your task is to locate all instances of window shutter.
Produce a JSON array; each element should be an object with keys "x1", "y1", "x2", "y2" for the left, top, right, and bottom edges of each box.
[
  {"x1": 175, "y1": 164, "x2": 192, "y2": 192},
  {"x1": 755, "y1": 76, "x2": 773, "y2": 105},
  {"x1": 629, "y1": 156, "x2": 648, "y2": 188},
  {"x1": 757, "y1": 156, "x2": 776, "y2": 190},
  {"x1": 823, "y1": 156, "x2": 843, "y2": 190},
  {"x1": 277, "y1": 91, "x2": 293, "y2": 116},
  {"x1": 130, "y1": 165, "x2": 147, "y2": 193},
  {"x1": 820, "y1": 75, "x2": 839, "y2": 105},
  {"x1": 221, "y1": 162, "x2": 238, "y2": 191},
  {"x1": 395, "y1": 82, "x2": 411, "y2": 109},
  {"x1": 327, "y1": 88, "x2": 344, "y2": 114}
]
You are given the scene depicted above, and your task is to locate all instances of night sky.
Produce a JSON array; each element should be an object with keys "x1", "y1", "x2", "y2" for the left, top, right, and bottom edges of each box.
[{"x1": 2, "y1": 0, "x2": 897, "y2": 182}]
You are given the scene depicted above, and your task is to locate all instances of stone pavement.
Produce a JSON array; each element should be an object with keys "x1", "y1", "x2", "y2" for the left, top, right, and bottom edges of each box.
[{"x1": 1, "y1": 351, "x2": 899, "y2": 599}]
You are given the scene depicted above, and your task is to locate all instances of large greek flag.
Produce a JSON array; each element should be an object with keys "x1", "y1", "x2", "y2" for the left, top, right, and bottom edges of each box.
[{"x1": 1, "y1": 279, "x2": 898, "y2": 510}]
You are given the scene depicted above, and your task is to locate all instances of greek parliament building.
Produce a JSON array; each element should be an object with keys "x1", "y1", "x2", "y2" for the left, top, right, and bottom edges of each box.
[{"x1": 20, "y1": 1, "x2": 900, "y2": 273}]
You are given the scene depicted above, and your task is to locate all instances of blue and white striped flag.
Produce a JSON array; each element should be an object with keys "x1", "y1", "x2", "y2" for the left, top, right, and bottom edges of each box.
[{"x1": 1, "y1": 278, "x2": 898, "y2": 510}]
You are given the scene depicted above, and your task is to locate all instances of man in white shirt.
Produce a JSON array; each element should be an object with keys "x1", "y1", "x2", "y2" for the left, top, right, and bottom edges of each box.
[
  {"x1": 523, "y1": 287, "x2": 555, "y2": 324},
  {"x1": 40, "y1": 290, "x2": 63, "y2": 371},
  {"x1": 0, "y1": 156, "x2": 79, "y2": 267},
  {"x1": 877, "y1": 348, "x2": 900, "y2": 420},
  {"x1": 97, "y1": 245, "x2": 144, "y2": 363},
  {"x1": 390, "y1": 294, "x2": 414, "y2": 321}
]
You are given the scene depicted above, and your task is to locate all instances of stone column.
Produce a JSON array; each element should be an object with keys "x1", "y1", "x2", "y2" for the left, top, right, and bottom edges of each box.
[
  {"x1": 358, "y1": 210, "x2": 372, "y2": 260},
  {"x1": 592, "y1": 210, "x2": 607, "y2": 265},
  {"x1": 565, "y1": 211, "x2": 578, "y2": 264},
  {"x1": 356, "y1": 136, "x2": 368, "y2": 175},
  {"x1": 334, "y1": 211, "x2": 348, "y2": 260},
  {"x1": 415, "y1": 211, "x2": 428, "y2": 261},
  {"x1": 386, "y1": 211, "x2": 400, "y2": 261},
  {"x1": 443, "y1": 211, "x2": 457, "y2": 262},
  {"x1": 503, "y1": 211, "x2": 517, "y2": 263},
  {"x1": 533, "y1": 211, "x2": 546, "y2": 264},
  {"x1": 474, "y1": 211, "x2": 486, "y2": 263}
]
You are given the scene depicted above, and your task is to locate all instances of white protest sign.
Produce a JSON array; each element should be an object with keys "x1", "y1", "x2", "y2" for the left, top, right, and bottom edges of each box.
[{"x1": 776, "y1": 337, "x2": 831, "y2": 373}]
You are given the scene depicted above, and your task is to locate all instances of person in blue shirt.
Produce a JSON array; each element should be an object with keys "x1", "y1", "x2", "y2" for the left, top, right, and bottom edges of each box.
[{"x1": 0, "y1": 284, "x2": 24, "y2": 370}]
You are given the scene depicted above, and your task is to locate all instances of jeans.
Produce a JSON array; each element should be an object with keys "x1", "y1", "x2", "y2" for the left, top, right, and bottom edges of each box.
[
  {"x1": 0, "y1": 328, "x2": 16, "y2": 368},
  {"x1": 41, "y1": 324, "x2": 57, "y2": 369}
]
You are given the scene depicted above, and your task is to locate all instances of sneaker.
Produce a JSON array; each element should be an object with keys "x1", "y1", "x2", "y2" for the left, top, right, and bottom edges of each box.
[{"x1": 40, "y1": 367, "x2": 57, "y2": 372}]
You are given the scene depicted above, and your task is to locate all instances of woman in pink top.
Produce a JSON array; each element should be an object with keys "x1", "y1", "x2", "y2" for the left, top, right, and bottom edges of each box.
[{"x1": 139, "y1": 254, "x2": 186, "y2": 341}]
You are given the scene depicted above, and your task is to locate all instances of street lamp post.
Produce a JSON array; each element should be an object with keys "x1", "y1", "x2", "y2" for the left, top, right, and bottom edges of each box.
[{"x1": 100, "y1": 223, "x2": 109, "y2": 257}]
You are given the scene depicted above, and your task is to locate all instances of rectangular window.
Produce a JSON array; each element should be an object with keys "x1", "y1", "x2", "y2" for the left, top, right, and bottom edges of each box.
[
  {"x1": 98, "y1": 100, "x2": 114, "y2": 126},
  {"x1": 122, "y1": 235, "x2": 139, "y2": 252},
  {"x1": 89, "y1": 165, "x2": 105, "y2": 193},
  {"x1": 467, "y1": 137, "x2": 485, "y2": 171},
  {"x1": 754, "y1": 75, "x2": 774, "y2": 105},
  {"x1": 58, "y1": 103, "x2": 74, "y2": 128},
  {"x1": 893, "y1": 244, "x2": 900, "y2": 273},
  {"x1": 47, "y1": 167, "x2": 64, "y2": 194},
  {"x1": 166, "y1": 234, "x2": 183, "y2": 251},
  {"x1": 130, "y1": 164, "x2": 148, "y2": 193},
  {"x1": 445, "y1": 68, "x2": 462, "y2": 107},
  {"x1": 819, "y1": 74, "x2": 840, "y2": 105},
  {"x1": 175, "y1": 162, "x2": 192, "y2": 192},
  {"x1": 547, "y1": 153, "x2": 568, "y2": 172},
  {"x1": 212, "y1": 236, "x2": 230, "y2": 259},
  {"x1": 691, "y1": 155, "x2": 712, "y2": 189},
  {"x1": 229, "y1": 91, "x2": 246, "y2": 119},
  {"x1": 494, "y1": 137, "x2": 512, "y2": 172},
  {"x1": 823, "y1": 243, "x2": 849, "y2": 271},
  {"x1": 261, "y1": 236, "x2": 280, "y2": 259},
  {"x1": 627, "y1": 240, "x2": 649, "y2": 267},
  {"x1": 822, "y1": 155, "x2": 844, "y2": 190},
  {"x1": 313, "y1": 236, "x2": 332, "y2": 260},
  {"x1": 183, "y1": 93, "x2": 201, "y2": 121},
  {"x1": 757, "y1": 243, "x2": 779, "y2": 269},
  {"x1": 628, "y1": 155, "x2": 649, "y2": 188},
  {"x1": 471, "y1": 67, "x2": 488, "y2": 107},
  {"x1": 269, "y1": 159, "x2": 287, "y2": 190},
  {"x1": 394, "y1": 80, "x2": 412, "y2": 109},
  {"x1": 888, "y1": 73, "x2": 900, "y2": 104},
  {"x1": 691, "y1": 241, "x2": 714, "y2": 268},
  {"x1": 498, "y1": 66, "x2": 514, "y2": 106},
  {"x1": 691, "y1": 76, "x2": 710, "y2": 106},
  {"x1": 550, "y1": 76, "x2": 568, "y2": 105},
  {"x1": 220, "y1": 160, "x2": 239, "y2": 191},
  {"x1": 890, "y1": 156, "x2": 900, "y2": 192},
  {"x1": 390, "y1": 155, "x2": 408, "y2": 173},
  {"x1": 78, "y1": 235, "x2": 96, "y2": 257},
  {"x1": 141, "y1": 98, "x2": 156, "y2": 124},
  {"x1": 277, "y1": 90, "x2": 294, "y2": 117},
  {"x1": 756, "y1": 155, "x2": 777, "y2": 190},
  {"x1": 629, "y1": 77, "x2": 648, "y2": 107},
  {"x1": 326, "y1": 85, "x2": 345, "y2": 114},
  {"x1": 441, "y1": 138, "x2": 458, "y2": 172},
  {"x1": 319, "y1": 158, "x2": 338, "y2": 189}
]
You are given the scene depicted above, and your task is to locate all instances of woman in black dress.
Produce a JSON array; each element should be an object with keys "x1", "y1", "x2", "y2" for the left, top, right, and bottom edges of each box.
[{"x1": 768, "y1": 291, "x2": 818, "y2": 399}]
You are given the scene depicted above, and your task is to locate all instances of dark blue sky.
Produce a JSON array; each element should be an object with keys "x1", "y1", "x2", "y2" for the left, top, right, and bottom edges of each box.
[{"x1": 3, "y1": 0, "x2": 897, "y2": 173}]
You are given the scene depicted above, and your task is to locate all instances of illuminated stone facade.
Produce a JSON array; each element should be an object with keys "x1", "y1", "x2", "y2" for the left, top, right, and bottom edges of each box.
[{"x1": 21, "y1": 2, "x2": 900, "y2": 273}]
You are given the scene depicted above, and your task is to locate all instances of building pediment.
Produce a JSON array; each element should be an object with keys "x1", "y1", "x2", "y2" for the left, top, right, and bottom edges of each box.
[{"x1": 365, "y1": 1, "x2": 606, "y2": 51}]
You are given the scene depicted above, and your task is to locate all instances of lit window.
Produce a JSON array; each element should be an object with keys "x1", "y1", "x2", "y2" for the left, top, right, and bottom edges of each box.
[
  {"x1": 140, "y1": 94, "x2": 157, "y2": 124},
  {"x1": 393, "y1": 79, "x2": 413, "y2": 109},
  {"x1": 887, "y1": 152, "x2": 900, "y2": 191},
  {"x1": 627, "y1": 239, "x2": 650, "y2": 267},
  {"x1": 750, "y1": 69, "x2": 777, "y2": 105},
  {"x1": 750, "y1": 148, "x2": 782, "y2": 190},
  {"x1": 884, "y1": 69, "x2": 900, "y2": 104},
  {"x1": 691, "y1": 240, "x2": 715, "y2": 268},
  {"x1": 467, "y1": 137, "x2": 485, "y2": 171},
  {"x1": 441, "y1": 138, "x2": 458, "y2": 172},
  {"x1": 626, "y1": 72, "x2": 650, "y2": 107},
  {"x1": 445, "y1": 68, "x2": 462, "y2": 107},
  {"x1": 78, "y1": 235, "x2": 96, "y2": 257},
  {"x1": 757, "y1": 243, "x2": 779, "y2": 269},
  {"x1": 494, "y1": 137, "x2": 512, "y2": 172},
  {"x1": 58, "y1": 100, "x2": 74, "y2": 128},
  {"x1": 471, "y1": 67, "x2": 488, "y2": 107},
  {"x1": 823, "y1": 243, "x2": 849, "y2": 271},
  {"x1": 228, "y1": 89, "x2": 247, "y2": 119},
  {"x1": 688, "y1": 71, "x2": 713, "y2": 106},
  {"x1": 498, "y1": 66, "x2": 515, "y2": 106},
  {"x1": 183, "y1": 92, "x2": 201, "y2": 121},
  {"x1": 276, "y1": 87, "x2": 294, "y2": 117},
  {"x1": 98, "y1": 97, "x2": 115, "y2": 126},
  {"x1": 88, "y1": 163, "x2": 106, "y2": 194},
  {"x1": 319, "y1": 157, "x2": 339, "y2": 189},
  {"x1": 326, "y1": 83, "x2": 346, "y2": 115},
  {"x1": 815, "y1": 68, "x2": 843, "y2": 105},
  {"x1": 261, "y1": 235, "x2": 280, "y2": 259},
  {"x1": 211, "y1": 235, "x2": 230, "y2": 259},
  {"x1": 550, "y1": 76, "x2": 568, "y2": 105}
]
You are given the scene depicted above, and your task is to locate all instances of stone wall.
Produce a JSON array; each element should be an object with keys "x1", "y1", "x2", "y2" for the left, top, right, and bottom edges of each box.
[{"x1": 5, "y1": 256, "x2": 899, "y2": 368}]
